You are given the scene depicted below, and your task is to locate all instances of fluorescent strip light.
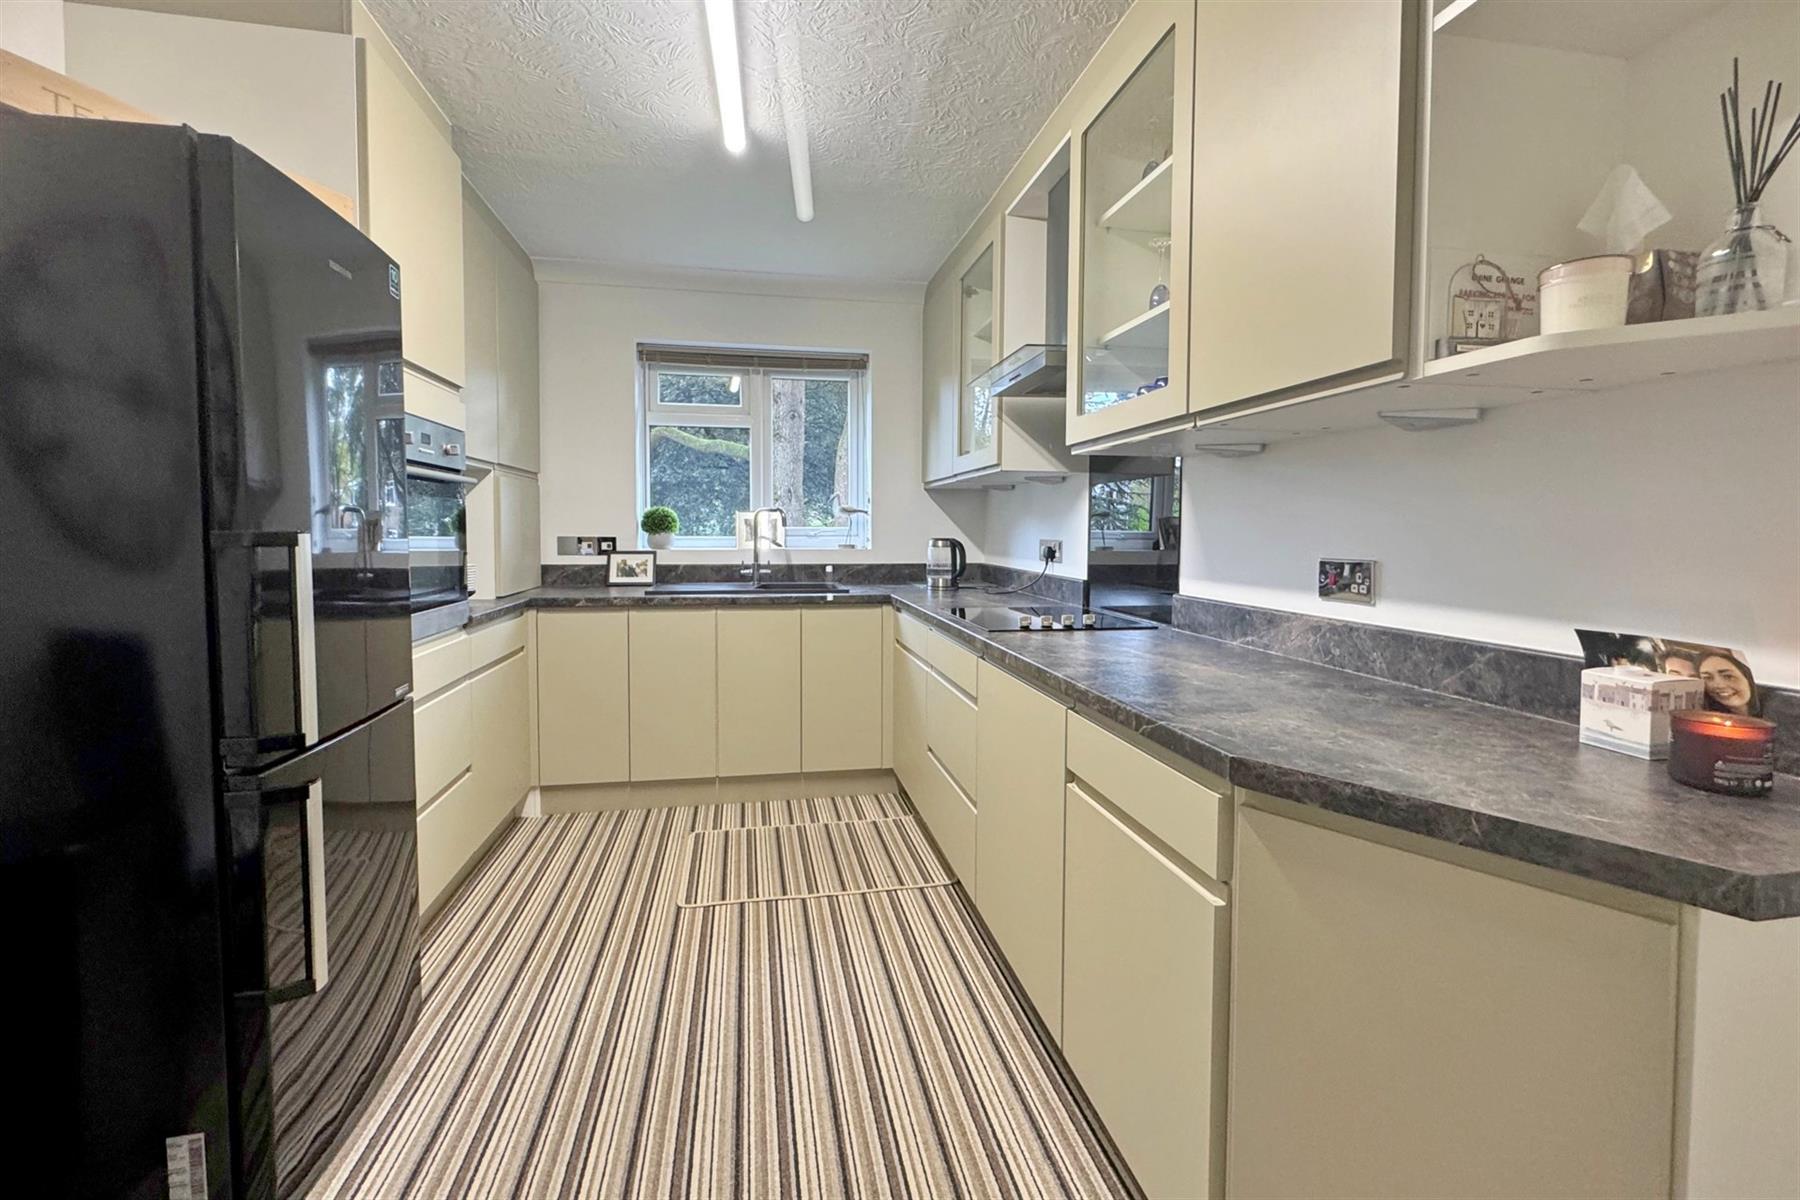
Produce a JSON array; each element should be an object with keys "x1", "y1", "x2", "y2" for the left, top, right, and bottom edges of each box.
[
  {"x1": 775, "y1": 23, "x2": 814, "y2": 221},
  {"x1": 704, "y1": 0, "x2": 746, "y2": 155}
]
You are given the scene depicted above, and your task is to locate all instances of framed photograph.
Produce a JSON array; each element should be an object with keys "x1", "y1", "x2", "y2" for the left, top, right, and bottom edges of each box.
[
  {"x1": 607, "y1": 550, "x2": 656, "y2": 586},
  {"x1": 596, "y1": 536, "x2": 618, "y2": 553}
]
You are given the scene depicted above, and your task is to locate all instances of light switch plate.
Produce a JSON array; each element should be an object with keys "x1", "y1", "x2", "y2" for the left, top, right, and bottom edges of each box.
[{"x1": 1319, "y1": 558, "x2": 1376, "y2": 605}]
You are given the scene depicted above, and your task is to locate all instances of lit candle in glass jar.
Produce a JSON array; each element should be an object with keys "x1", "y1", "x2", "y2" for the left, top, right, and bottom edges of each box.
[{"x1": 1667, "y1": 711, "x2": 1776, "y2": 797}]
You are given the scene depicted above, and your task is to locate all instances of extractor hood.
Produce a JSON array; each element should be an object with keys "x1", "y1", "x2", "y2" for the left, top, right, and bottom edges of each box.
[{"x1": 973, "y1": 342, "x2": 1067, "y2": 399}]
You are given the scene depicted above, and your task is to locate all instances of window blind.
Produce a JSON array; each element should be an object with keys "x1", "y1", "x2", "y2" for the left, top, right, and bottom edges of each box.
[{"x1": 637, "y1": 343, "x2": 869, "y2": 372}]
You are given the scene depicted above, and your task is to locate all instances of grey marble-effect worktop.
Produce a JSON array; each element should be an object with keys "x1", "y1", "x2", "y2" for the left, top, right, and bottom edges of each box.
[{"x1": 449, "y1": 583, "x2": 1800, "y2": 920}]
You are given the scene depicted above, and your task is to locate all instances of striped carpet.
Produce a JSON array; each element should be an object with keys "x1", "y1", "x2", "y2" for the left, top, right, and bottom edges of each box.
[
  {"x1": 310, "y1": 794, "x2": 1135, "y2": 1199},
  {"x1": 681, "y1": 815, "x2": 952, "y2": 906}
]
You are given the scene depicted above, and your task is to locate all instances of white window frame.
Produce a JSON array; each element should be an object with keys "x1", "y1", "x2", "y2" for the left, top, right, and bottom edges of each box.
[
  {"x1": 640, "y1": 360, "x2": 871, "y2": 550},
  {"x1": 1089, "y1": 471, "x2": 1176, "y2": 552}
]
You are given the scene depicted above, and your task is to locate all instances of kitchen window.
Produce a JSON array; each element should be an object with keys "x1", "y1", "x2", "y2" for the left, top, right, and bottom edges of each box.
[{"x1": 638, "y1": 345, "x2": 873, "y2": 549}]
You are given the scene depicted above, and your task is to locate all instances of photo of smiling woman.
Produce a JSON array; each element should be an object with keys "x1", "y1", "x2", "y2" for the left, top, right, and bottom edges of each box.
[{"x1": 1695, "y1": 650, "x2": 1759, "y2": 716}]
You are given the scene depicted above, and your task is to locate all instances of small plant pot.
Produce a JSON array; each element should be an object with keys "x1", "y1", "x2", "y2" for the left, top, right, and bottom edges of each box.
[{"x1": 647, "y1": 532, "x2": 673, "y2": 550}]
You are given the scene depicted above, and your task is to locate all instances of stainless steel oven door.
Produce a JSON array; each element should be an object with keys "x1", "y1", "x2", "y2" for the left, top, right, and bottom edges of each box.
[{"x1": 404, "y1": 463, "x2": 469, "y2": 611}]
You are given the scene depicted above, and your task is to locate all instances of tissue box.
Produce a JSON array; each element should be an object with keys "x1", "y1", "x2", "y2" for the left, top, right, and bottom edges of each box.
[{"x1": 1579, "y1": 666, "x2": 1705, "y2": 759}]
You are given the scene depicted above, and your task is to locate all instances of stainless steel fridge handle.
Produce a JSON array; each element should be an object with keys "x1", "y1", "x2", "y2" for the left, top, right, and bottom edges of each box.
[
  {"x1": 302, "y1": 778, "x2": 330, "y2": 991},
  {"x1": 294, "y1": 532, "x2": 318, "y2": 745}
]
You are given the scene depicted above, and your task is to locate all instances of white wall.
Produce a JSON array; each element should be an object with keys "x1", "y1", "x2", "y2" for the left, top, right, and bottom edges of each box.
[
  {"x1": 1179, "y1": 363, "x2": 1800, "y2": 688},
  {"x1": 62, "y1": 3, "x2": 359, "y2": 199},
  {"x1": 537, "y1": 263, "x2": 981, "y2": 568},
  {"x1": 981, "y1": 476, "x2": 1089, "y2": 580},
  {"x1": 0, "y1": 0, "x2": 66, "y2": 70}
]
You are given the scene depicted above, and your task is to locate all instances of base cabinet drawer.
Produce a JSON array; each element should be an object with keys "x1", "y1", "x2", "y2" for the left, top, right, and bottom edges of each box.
[
  {"x1": 413, "y1": 681, "x2": 472, "y2": 806},
  {"x1": 912, "y1": 749, "x2": 977, "y2": 888},
  {"x1": 472, "y1": 651, "x2": 531, "y2": 816},
  {"x1": 893, "y1": 642, "x2": 930, "y2": 796},
  {"x1": 974, "y1": 661, "x2": 1067, "y2": 1037},
  {"x1": 1063, "y1": 781, "x2": 1226, "y2": 1200},
  {"x1": 925, "y1": 672, "x2": 978, "y2": 795}
]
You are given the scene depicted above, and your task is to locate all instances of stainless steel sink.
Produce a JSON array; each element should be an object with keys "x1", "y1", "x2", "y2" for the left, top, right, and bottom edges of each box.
[{"x1": 642, "y1": 582, "x2": 851, "y2": 596}]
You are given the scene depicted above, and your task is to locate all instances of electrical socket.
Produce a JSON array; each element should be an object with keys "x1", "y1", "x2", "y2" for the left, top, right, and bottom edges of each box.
[
  {"x1": 1319, "y1": 558, "x2": 1376, "y2": 605},
  {"x1": 1039, "y1": 539, "x2": 1063, "y2": 564}
]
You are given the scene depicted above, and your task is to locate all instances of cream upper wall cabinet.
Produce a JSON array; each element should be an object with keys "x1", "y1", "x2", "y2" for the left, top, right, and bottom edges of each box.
[
  {"x1": 464, "y1": 181, "x2": 541, "y2": 472},
  {"x1": 800, "y1": 607, "x2": 884, "y2": 772},
  {"x1": 537, "y1": 611, "x2": 630, "y2": 785},
  {"x1": 921, "y1": 274, "x2": 960, "y2": 484},
  {"x1": 718, "y1": 608, "x2": 802, "y2": 777},
  {"x1": 495, "y1": 223, "x2": 540, "y2": 473},
  {"x1": 974, "y1": 663, "x2": 1067, "y2": 1037},
  {"x1": 1188, "y1": 0, "x2": 1414, "y2": 413},
  {"x1": 1066, "y1": 0, "x2": 1195, "y2": 449},
  {"x1": 952, "y1": 221, "x2": 1001, "y2": 475},
  {"x1": 629, "y1": 609, "x2": 717, "y2": 781},
  {"x1": 462, "y1": 182, "x2": 501, "y2": 461},
  {"x1": 1229, "y1": 803, "x2": 1677, "y2": 1198},
  {"x1": 354, "y1": 2, "x2": 464, "y2": 387}
]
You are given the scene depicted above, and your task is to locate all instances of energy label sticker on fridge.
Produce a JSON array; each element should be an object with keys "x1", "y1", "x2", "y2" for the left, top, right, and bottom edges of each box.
[{"x1": 166, "y1": 1134, "x2": 208, "y2": 1200}]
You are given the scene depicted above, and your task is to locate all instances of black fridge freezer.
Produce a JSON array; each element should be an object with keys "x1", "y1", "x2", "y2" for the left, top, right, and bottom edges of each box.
[{"x1": 0, "y1": 113, "x2": 422, "y2": 1199}]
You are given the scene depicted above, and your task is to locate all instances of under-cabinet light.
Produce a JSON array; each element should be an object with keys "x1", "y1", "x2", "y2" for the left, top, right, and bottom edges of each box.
[{"x1": 704, "y1": 0, "x2": 746, "y2": 155}]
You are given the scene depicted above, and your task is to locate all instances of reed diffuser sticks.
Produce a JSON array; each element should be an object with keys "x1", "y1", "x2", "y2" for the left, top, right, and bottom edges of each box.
[{"x1": 1720, "y1": 57, "x2": 1800, "y2": 205}]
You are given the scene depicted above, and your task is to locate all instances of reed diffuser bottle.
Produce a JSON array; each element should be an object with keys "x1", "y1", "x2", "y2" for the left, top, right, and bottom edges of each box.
[{"x1": 1696, "y1": 59, "x2": 1799, "y2": 315}]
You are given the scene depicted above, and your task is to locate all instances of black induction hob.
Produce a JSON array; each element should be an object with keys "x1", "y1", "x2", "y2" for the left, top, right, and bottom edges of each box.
[{"x1": 945, "y1": 603, "x2": 1158, "y2": 632}]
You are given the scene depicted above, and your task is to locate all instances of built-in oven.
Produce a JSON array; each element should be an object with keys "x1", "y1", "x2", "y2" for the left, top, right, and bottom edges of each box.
[{"x1": 404, "y1": 414, "x2": 472, "y2": 625}]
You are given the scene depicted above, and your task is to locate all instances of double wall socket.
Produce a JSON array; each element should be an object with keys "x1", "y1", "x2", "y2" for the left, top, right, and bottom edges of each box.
[
  {"x1": 1319, "y1": 558, "x2": 1376, "y2": 605},
  {"x1": 1039, "y1": 539, "x2": 1063, "y2": 564}
]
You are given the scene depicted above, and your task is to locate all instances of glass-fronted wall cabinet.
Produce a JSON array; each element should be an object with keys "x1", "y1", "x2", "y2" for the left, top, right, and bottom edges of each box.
[
  {"x1": 1067, "y1": 0, "x2": 1194, "y2": 449},
  {"x1": 955, "y1": 227, "x2": 1000, "y2": 473}
]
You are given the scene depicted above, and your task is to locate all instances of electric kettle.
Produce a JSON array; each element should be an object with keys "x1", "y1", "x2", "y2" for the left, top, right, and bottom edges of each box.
[{"x1": 926, "y1": 537, "x2": 966, "y2": 590}]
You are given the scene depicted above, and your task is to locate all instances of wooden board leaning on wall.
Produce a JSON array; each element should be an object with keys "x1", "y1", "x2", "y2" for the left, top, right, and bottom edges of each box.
[{"x1": 0, "y1": 48, "x2": 357, "y2": 225}]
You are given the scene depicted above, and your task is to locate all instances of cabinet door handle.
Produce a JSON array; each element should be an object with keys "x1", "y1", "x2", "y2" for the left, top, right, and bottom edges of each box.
[{"x1": 1068, "y1": 779, "x2": 1229, "y2": 906}]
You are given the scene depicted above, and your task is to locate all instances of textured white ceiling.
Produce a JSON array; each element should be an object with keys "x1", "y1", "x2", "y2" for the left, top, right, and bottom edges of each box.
[{"x1": 364, "y1": 0, "x2": 1129, "y2": 282}]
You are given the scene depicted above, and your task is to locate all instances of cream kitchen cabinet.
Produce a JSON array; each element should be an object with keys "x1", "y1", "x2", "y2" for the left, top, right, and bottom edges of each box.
[
  {"x1": 799, "y1": 607, "x2": 884, "y2": 772},
  {"x1": 1229, "y1": 801, "x2": 1678, "y2": 1198},
  {"x1": 460, "y1": 464, "x2": 538, "y2": 602},
  {"x1": 952, "y1": 221, "x2": 1000, "y2": 475},
  {"x1": 537, "y1": 610, "x2": 630, "y2": 785},
  {"x1": 494, "y1": 469, "x2": 539, "y2": 597},
  {"x1": 921, "y1": 269, "x2": 960, "y2": 484},
  {"x1": 1062, "y1": 712, "x2": 1229, "y2": 1200},
  {"x1": 414, "y1": 614, "x2": 533, "y2": 915},
  {"x1": 462, "y1": 181, "x2": 540, "y2": 472},
  {"x1": 973, "y1": 662, "x2": 1067, "y2": 1037},
  {"x1": 1065, "y1": 0, "x2": 1195, "y2": 449},
  {"x1": 1187, "y1": 0, "x2": 1413, "y2": 415},
  {"x1": 628, "y1": 609, "x2": 717, "y2": 781},
  {"x1": 891, "y1": 614, "x2": 978, "y2": 885},
  {"x1": 354, "y1": 2, "x2": 464, "y2": 387},
  {"x1": 718, "y1": 608, "x2": 802, "y2": 777}
]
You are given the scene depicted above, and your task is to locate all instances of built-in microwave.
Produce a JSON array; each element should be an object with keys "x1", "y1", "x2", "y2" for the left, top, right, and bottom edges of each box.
[{"x1": 404, "y1": 414, "x2": 472, "y2": 613}]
